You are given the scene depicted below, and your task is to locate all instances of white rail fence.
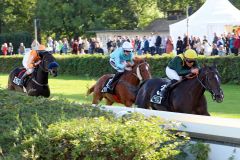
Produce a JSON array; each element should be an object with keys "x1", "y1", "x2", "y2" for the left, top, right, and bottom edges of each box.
[{"x1": 102, "y1": 106, "x2": 240, "y2": 160}]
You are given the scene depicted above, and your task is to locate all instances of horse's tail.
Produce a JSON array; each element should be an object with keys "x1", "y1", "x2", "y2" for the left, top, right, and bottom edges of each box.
[{"x1": 86, "y1": 84, "x2": 95, "y2": 96}]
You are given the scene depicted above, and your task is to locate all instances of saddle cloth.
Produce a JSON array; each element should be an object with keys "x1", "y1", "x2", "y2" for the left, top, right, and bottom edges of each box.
[
  {"x1": 101, "y1": 77, "x2": 113, "y2": 93},
  {"x1": 12, "y1": 69, "x2": 26, "y2": 85},
  {"x1": 150, "y1": 83, "x2": 168, "y2": 105}
]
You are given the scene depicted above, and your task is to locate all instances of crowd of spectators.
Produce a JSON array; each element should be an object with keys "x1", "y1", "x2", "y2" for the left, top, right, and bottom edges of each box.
[
  {"x1": 1, "y1": 43, "x2": 14, "y2": 55},
  {"x1": 176, "y1": 32, "x2": 240, "y2": 56},
  {"x1": 1, "y1": 32, "x2": 240, "y2": 57},
  {"x1": 105, "y1": 32, "x2": 240, "y2": 57},
  {"x1": 44, "y1": 36, "x2": 104, "y2": 55}
]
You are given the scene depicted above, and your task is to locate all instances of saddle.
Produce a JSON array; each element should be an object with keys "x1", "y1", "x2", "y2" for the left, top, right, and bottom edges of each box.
[
  {"x1": 12, "y1": 68, "x2": 32, "y2": 86},
  {"x1": 150, "y1": 79, "x2": 179, "y2": 106},
  {"x1": 12, "y1": 68, "x2": 26, "y2": 85},
  {"x1": 101, "y1": 75, "x2": 121, "y2": 94}
]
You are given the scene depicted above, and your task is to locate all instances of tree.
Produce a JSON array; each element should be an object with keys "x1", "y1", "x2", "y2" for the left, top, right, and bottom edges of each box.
[
  {"x1": 0, "y1": 0, "x2": 36, "y2": 34},
  {"x1": 157, "y1": 0, "x2": 205, "y2": 17},
  {"x1": 128, "y1": 0, "x2": 162, "y2": 28},
  {"x1": 157, "y1": 0, "x2": 240, "y2": 17},
  {"x1": 85, "y1": 0, "x2": 162, "y2": 30},
  {"x1": 35, "y1": 0, "x2": 162, "y2": 38},
  {"x1": 230, "y1": 0, "x2": 240, "y2": 9},
  {"x1": 36, "y1": 0, "x2": 104, "y2": 38}
]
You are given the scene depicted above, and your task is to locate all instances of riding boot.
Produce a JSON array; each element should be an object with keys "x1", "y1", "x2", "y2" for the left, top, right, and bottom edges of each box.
[
  {"x1": 160, "y1": 79, "x2": 178, "y2": 99},
  {"x1": 108, "y1": 72, "x2": 124, "y2": 91},
  {"x1": 19, "y1": 72, "x2": 29, "y2": 86}
]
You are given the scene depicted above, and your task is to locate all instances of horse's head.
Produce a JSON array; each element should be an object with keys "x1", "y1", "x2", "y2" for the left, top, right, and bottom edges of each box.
[
  {"x1": 132, "y1": 58, "x2": 151, "y2": 81},
  {"x1": 39, "y1": 51, "x2": 59, "y2": 77},
  {"x1": 198, "y1": 64, "x2": 224, "y2": 103}
]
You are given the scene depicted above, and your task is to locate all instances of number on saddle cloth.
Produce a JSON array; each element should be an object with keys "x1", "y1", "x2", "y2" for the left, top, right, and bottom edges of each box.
[
  {"x1": 13, "y1": 68, "x2": 26, "y2": 85},
  {"x1": 150, "y1": 80, "x2": 169, "y2": 105}
]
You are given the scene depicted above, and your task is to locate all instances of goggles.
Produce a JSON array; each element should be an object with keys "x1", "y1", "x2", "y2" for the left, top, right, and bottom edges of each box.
[
  {"x1": 124, "y1": 50, "x2": 131, "y2": 53},
  {"x1": 185, "y1": 59, "x2": 195, "y2": 63}
]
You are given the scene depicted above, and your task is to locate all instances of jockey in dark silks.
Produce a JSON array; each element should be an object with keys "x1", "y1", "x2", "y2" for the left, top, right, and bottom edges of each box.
[
  {"x1": 102, "y1": 41, "x2": 134, "y2": 92},
  {"x1": 160, "y1": 49, "x2": 200, "y2": 98}
]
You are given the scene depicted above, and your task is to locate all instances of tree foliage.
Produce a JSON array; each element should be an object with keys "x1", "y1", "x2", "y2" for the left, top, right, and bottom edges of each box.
[
  {"x1": 1, "y1": 0, "x2": 240, "y2": 39},
  {"x1": 35, "y1": 0, "x2": 162, "y2": 38},
  {"x1": 230, "y1": 0, "x2": 240, "y2": 9},
  {"x1": 157, "y1": 0, "x2": 205, "y2": 16},
  {"x1": 0, "y1": 0, "x2": 36, "y2": 33}
]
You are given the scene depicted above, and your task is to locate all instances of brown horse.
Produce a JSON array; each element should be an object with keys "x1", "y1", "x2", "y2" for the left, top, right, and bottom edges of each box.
[
  {"x1": 135, "y1": 65, "x2": 224, "y2": 115},
  {"x1": 87, "y1": 58, "x2": 151, "y2": 107}
]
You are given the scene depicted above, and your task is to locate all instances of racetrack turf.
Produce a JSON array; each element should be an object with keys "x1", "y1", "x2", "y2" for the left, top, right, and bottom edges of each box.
[{"x1": 1, "y1": 73, "x2": 239, "y2": 119}]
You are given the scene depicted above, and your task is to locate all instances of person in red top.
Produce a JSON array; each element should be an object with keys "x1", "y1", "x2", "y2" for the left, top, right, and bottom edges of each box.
[
  {"x1": 19, "y1": 44, "x2": 46, "y2": 85},
  {"x1": 1, "y1": 43, "x2": 8, "y2": 55},
  {"x1": 233, "y1": 36, "x2": 240, "y2": 56}
]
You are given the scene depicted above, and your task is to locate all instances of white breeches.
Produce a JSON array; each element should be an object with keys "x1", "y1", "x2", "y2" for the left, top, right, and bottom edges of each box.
[
  {"x1": 22, "y1": 50, "x2": 31, "y2": 68},
  {"x1": 166, "y1": 66, "x2": 182, "y2": 81},
  {"x1": 25, "y1": 68, "x2": 34, "y2": 74}
]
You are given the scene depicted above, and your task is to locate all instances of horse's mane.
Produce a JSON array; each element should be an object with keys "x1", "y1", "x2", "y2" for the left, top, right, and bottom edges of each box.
[
  {"x1": 133, "y1": 57, "x2": 145, "y2": 66},
  {"x1": 38, "y1": 51, "x2": 51, "y2": 59}
]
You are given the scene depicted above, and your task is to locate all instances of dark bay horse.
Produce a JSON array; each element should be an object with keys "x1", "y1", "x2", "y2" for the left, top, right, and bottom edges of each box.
[
  {"x1": 135, "y1": 65, "x2": 224, "y2": 115},
  {"x1": 87, "y1": 58, "x2": 151, "y2": 107},
  {"x1": 8, "y1": 51, "x2": 59, "y2": 97}
]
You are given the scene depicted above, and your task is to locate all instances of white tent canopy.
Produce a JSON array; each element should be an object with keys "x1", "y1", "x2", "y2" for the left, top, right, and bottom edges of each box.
[{"x1": 169, "y1": 0, "x2": 240, "y2": 45}]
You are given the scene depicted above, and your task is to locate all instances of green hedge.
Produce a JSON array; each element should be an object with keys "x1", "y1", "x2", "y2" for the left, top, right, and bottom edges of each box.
[
  {"x1": 1, "y1": 54, "x2": 240, "y2": 84},
  {"x1": 0, "y1": 89, "x2": 209, "y2": 159}
]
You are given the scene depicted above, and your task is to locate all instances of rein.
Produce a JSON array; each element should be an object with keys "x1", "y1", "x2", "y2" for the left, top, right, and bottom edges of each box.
[
  {"x1": 196, "y1": 71, "x2": 218, "y2": 100},
  {"x1": 39, "y1": 54, "x2": 51, "y2": 73},
  {"x1": 33, "y1": 54, "x2": 51, "y2": 86},
  {"x1": 32, "y1": 78, "x2": 48, "y2": 86}
]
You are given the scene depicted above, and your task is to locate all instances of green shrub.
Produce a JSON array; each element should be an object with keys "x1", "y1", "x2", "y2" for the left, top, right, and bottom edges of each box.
[
  {"x1": 0, "y1": 88, "x2": 114, "y2": 157},
  {"x1": 1, "y1": 54, "x2": 240, "y2": 84},
  {"x1": 0, "y1": 89, "x2": 210, "y2": 159},
  {"x1": 18, "y1": 114, "x2": 191, "y2": 160}
]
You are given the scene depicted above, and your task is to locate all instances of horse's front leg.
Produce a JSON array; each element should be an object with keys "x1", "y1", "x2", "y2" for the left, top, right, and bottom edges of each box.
[
  {"x1": 92, "y1": 90, "x2": 103, "y2": 105},
  {"x1": 194, "y1": 95, "x2": 210, "y2": 116}
]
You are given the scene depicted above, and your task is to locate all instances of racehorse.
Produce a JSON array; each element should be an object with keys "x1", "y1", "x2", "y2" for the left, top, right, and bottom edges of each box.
[
  {"x1": 87, "y1": 58, "x2": 151, "y2": 107},
  {"x1": 135, "y1": 65, "x2": 224, "y2": 115},
  {"x1": 8, "y1": 51, "x2": 59, "y2": 97}
]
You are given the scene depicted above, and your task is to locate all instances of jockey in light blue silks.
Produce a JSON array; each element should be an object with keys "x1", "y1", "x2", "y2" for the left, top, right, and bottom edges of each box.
[{"x1": 104, "y1": 41, "x2": 134, "y2": 92}]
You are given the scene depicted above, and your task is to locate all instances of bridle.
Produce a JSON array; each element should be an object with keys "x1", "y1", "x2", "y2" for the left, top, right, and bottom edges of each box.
[
  {"x1": 197, "y1": 70, "x2": 223, "y2": 101},
  {"x1": 132, "y1": 62, "x2": 150, "y2": 81},
  {"x1": 38, "y1": 53, "x2": 52, "y2": 73},
  {"x1": 32, "y1": 53, "x2": 53, "y2": 86}
]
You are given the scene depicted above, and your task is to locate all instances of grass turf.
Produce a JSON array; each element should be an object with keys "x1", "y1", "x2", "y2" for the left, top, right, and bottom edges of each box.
[{"x1": 1, "y1": 73, "x2": 239, "y2": 118}]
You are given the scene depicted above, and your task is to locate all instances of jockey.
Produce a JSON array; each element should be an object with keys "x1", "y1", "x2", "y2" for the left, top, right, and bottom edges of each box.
[
  {"x1": 20, "y1": 44, "x2": 46, "y2": 85},
  {"x1": 161, "y1": 49, "x2": 200, "y2": 98},
  {"x1": 104, "y1": 41, "x2": 134, "y2": 92}
]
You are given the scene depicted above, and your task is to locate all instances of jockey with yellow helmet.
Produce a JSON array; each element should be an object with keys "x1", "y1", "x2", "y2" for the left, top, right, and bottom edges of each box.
[
  {"x1": 102, "y1": 41, "x2": 134, "y2": 92},
  {"x1": 160, "y1": 49, "x2": 199, "y2": 98},
  {"x1": 20, "y1": 44, "x2": 46, "y2": 85}
]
